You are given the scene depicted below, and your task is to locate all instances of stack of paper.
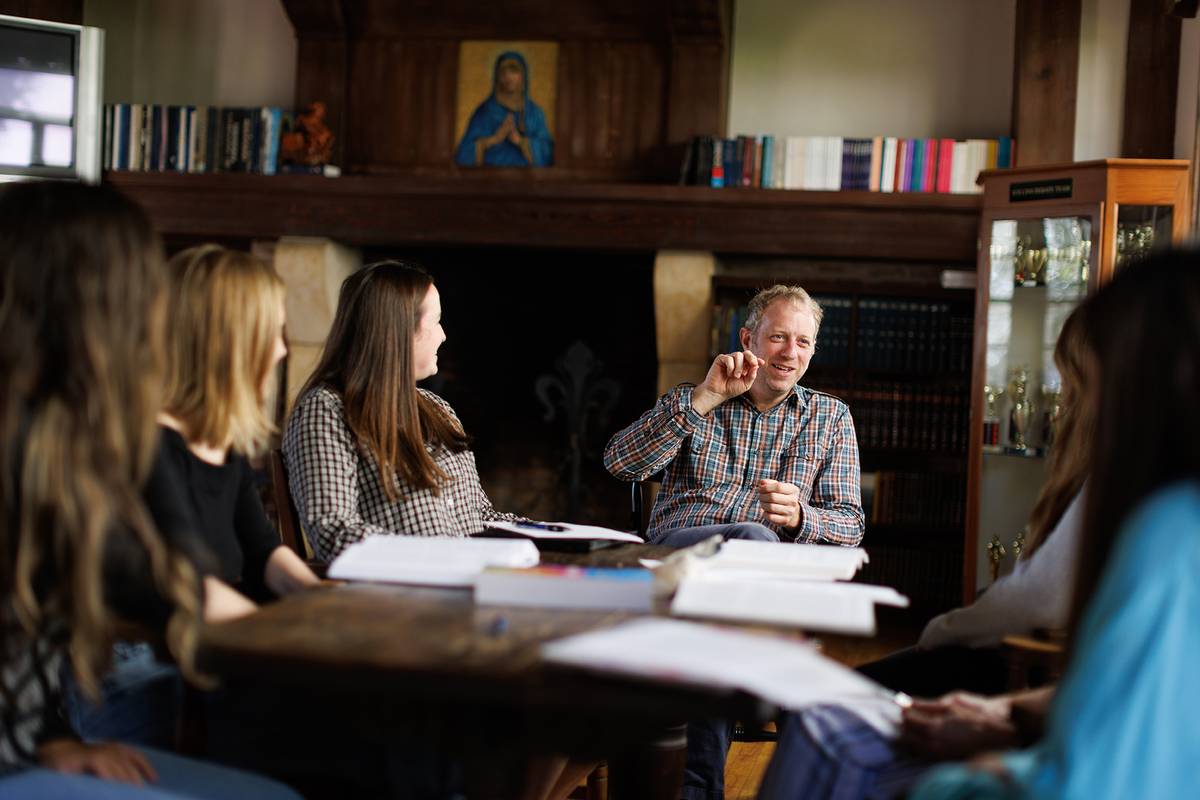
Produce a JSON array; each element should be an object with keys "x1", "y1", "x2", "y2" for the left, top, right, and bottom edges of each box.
[
  {"x1": 702, "y1": 539, "x2": 869, "y2": 581},
  {"x1": 671, "y1": 578, "x2": 907, "y2": 636},
  {"x1": 542, "y1": 618, "x2": 904, "y2": 736},
  {"x1": 327, "y1": 535, "x2": 539, "y2": 587},
  {"x1": 664, "y1": 539, "x2": 904, "y2": 635}
]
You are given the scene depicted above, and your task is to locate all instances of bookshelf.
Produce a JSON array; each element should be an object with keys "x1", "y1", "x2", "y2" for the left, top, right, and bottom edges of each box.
[
  {"x1": 105, "y1": 172, "x2": 980, "y2": 259},
  {"x1": 711, "y1": 275, "x2": 974, "y2": 616}
]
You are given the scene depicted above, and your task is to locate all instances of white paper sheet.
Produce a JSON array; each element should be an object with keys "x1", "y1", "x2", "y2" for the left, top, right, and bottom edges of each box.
[
  {"x1": 541, "y1": 618, "x2": 903, "y2": 736},
  {"x1": 703, "y1": 539, "x2": 869, "y2": 581},
  {"x1": 671, "y1": 578, "x2": 882, "y2": 635},
  {"x1": 485, "y1": 521, "x2": 643, "y2": 543},
  {"x1": 327, "y1": 535, "x2": 539, "y2": 586}
]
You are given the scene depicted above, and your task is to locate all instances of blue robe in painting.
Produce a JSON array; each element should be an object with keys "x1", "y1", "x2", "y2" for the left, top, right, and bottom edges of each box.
[{"x1": 454, "y1": 51, "x2": 554, "y2": 167}]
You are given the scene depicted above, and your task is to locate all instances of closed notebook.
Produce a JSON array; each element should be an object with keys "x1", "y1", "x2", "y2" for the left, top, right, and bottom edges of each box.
[
  {"x1": 327, "y1": 535, "x2": 539, "y2": 587},
  {"x1": 475, "y1": 565, "x2": 654, "y2": 611}
]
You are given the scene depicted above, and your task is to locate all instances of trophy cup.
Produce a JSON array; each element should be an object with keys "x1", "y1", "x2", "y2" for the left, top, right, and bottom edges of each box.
[
  {"x1": 983, "y1": 384, "x2": 1004, "y2": 447},
  {"x1": 1041, "y1": 386, "x2": 1062, "y2": 448},
  {"x1": 986, "y1": 535, "x2": 1007, "y2": 582},
  {"x1": 1014, "y1": 240, "x2": 1048, "y2": 287},
  {"x1": 1007, "y1": 367, "x2": 1035, "y2": 451}
]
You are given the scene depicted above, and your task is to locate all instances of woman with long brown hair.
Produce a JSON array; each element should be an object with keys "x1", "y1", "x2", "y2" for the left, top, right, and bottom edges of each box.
[
  {"x1": 283, "y1": 260, "x2": 524, "y2": 560},
  {"x1": 0, "y1": 182, "x2": 298, "y2": 798},
  {"x1": 283, "y1": 260, "x2": 594, "y2": 800}
]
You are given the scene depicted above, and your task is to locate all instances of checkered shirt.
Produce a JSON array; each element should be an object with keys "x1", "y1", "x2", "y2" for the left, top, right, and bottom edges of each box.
[
  {"x1": 603, "y1": 384, "x2": 864, "y2": 546},
  {"x1": 282, "y1": 386, "x2": 523, "y2": 561}
]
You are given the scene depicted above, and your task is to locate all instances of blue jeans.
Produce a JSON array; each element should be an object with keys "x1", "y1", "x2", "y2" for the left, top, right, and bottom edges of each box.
[
  {"x1": 0, "y1": 746, "x2": 301, "y2": 800},
  {"x1": 62, "y1": 642, "x2": 182, "y2": 748},
  {"x1": 651, "y1": 521, "x2": 780, "y2": 548},
  {"x1": 758, "y1": 707, "x2": 927, "y2": 800}
]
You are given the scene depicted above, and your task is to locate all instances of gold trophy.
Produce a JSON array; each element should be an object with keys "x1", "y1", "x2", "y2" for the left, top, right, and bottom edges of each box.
[
  {"x1": 1041, "y1": 386, "x2": 1062, "y2": 448},
  {"x1": 1007, "y1": 367, "x2": 1035, "y2": 451},
  {"x1": 983, "y1": 384, "x2": 1004, "y2": 447},
  {"x1": 986, "y1": 535, "x2": 1007, "y2": 582}
]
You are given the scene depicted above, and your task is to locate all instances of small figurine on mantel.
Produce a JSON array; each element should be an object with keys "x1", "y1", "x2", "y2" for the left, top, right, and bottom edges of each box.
[{"x1": 280, "y1": 101, "x2": 335, "y2": 166}]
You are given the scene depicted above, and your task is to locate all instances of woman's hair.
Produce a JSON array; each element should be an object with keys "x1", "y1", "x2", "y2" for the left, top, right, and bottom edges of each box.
[
  {"x1": 0, "y1": 182, "x2": 202, "y2": 697},
  {"x1": 163, "y1": 244, "x2": 285, "y2": 457},
  {"x1": 299, "y1": 260, "x2": 469, "y2": 500},
  {"x1": 1070, "y1": 249, "x2": 1200, "y2": 640},
  {"x1": 1022, "y1": 304, "x2": 1095, "y2": 557}
]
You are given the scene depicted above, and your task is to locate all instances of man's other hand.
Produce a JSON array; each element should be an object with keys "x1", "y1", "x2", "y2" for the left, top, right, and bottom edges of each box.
[
  {"x1": 757, "y1": 479, "x2": 801, "y2": 529},
  {"x1": 692, "y1": 350, "x2": 764, "y2": 415}
]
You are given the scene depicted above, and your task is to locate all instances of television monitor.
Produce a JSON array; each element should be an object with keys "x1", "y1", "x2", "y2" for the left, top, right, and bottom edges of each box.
[{"x1": 0, "y1": 14, "x2": 103, "y2": 183}]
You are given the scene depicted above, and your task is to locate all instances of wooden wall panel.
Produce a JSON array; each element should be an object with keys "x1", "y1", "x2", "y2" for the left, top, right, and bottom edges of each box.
[
  {"x1": 288, "y1": 0, "x2": 727, "y2": 178},
  {"x1": 1122, "y1": 0, "x2": 1181, "y2": 158},
  {"x1": 345, "y1": 39, "x2": 457, "y2": 171},
  {"x1": 0, "y1": 0, "x2": 81, "y2": 24},
  {"x1": 1011, "y1": 0, "x2": 1081, "y2": 166}
]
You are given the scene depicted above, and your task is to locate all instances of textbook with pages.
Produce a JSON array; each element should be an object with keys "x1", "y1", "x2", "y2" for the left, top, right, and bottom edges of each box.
[{"x1": 326, "y1": 535, "x2": 539, "y2": 586}]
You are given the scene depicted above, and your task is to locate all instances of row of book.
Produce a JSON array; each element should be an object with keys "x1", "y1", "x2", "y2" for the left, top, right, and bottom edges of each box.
[
  {"x1": 102, "y1": 103, "x2": 292, "y2": 176},
  {"x1": 807, "y1": 380, "x2": 970, "y2": 453},
  {"x1": 862, "y1": 471, "x2": 966, "y2": 528},
  {"x1": 856, "y1": 300, "x2": 973, "y2": 374},
  {"x1": 681, "y1": 135, "x2": 1015, "y2": 194},
  {"x1": 710, "y1": 295, "x2": 973, "y2": 375}
]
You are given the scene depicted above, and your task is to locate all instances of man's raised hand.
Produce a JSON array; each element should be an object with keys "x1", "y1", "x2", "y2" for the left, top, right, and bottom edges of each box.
[{"x1": 692, "y1": 350, "x2": 763, "y2": 415}]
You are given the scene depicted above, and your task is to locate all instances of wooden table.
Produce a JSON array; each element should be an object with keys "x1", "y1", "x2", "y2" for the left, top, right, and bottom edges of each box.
[{"x1": 198, "y1": 543, "x2": 775, "y2": 798}]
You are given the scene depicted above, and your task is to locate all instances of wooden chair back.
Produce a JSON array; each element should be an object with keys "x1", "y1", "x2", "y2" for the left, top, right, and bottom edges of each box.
[{"x1": 269, "y1": 448, "x2": 308, "y2": 560}]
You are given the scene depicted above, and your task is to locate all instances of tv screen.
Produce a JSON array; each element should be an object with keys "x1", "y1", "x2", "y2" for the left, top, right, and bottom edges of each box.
[{"x1": 0, "y1": 15, "x2": 103, "y2": 182}]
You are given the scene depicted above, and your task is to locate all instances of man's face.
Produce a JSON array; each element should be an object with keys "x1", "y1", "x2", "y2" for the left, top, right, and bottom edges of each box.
[
  {"x1": 740, "y1": 299, "x2": 817, "y2": 399},
  {"x1": 497, "y1": 60, "x2": 524, "y2": 94}
]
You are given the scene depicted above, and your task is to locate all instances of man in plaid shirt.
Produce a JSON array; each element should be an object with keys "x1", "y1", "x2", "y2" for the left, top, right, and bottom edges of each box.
[
  {"x1": 605, "y1": 284, "x2": 866, "y2": 800},
  {"x1": 604, "y1": 284, "x2": 864, "y2": 550}
]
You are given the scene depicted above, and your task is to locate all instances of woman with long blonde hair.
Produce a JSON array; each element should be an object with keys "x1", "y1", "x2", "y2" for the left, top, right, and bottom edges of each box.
[
  {"x1": 157, "y1": 244, "x2": 319, "y2": 599},
  {"x1": 0, "y1": 182, "x2": 298, "y2": 798}
]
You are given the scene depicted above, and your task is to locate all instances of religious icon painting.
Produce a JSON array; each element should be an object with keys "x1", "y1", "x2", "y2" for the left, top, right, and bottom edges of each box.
[{"x1": 454, "y1": 41, "x2": 557, "y2": 167}]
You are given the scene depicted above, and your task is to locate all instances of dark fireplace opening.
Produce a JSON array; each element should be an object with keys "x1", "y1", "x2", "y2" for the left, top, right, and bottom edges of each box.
[{"x1": 363, "y1": 245, "x2": 659, "y2": 530}]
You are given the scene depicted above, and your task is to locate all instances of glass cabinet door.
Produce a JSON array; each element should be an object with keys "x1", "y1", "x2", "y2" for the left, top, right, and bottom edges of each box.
[
  {"x1": 1115, "y1": 205, "x2": 1172, "y2": 270},
  {"x1": 975, "y1": 215, "x2": 1092, "y2": 591}
]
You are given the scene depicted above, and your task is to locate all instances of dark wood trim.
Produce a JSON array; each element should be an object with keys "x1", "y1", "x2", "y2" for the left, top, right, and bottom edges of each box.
[
  {"x1": 1011, "y1": 0, "x2": 1081, "y2": 166},
  {"x1": 1122, "y1": 0, "x2": 1182, "y2": 158},
  {"x1": 106, "y1": 172, "x2": 981, "y2": 262},
  {"x1": 0, "y1": 0, "x2": 81, "y2": 23}
]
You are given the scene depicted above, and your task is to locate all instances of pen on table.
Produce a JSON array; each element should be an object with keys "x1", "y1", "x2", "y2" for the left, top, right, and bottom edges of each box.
[{"x1": 516, "y1": 521, "x2": 567, "y2": 532}]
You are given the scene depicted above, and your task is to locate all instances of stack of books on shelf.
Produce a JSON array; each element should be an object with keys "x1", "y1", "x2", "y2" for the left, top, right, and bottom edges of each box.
[
  {"x1": 861, "y1": 471, "x2": 966, "y2": 528},
  {"x1": 855, "y1": 300, "x2": 973, "y2": 374},
  {"x1": 102, "y1": 104, "x2": 293, "y2": 175},
  {"x1": 680, "y1": 135, "x2": 1014, "y2": 194},
  {"x1": 711, "y1": 296, "x2": 972, "y2": 375},
  {"x1": 848, "y1": 380, "x2": 969, "y2": 453}
]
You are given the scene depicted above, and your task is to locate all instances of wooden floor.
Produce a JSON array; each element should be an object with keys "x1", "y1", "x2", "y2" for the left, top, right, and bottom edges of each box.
[{"x1": 720, "y1": 621, "x2": 921, "y2": 800}]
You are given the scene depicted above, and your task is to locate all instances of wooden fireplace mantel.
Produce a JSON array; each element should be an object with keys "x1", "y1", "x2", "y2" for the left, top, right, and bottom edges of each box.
[{"x1": 106, "y1": 172, "x2": 981, "y2": 262}]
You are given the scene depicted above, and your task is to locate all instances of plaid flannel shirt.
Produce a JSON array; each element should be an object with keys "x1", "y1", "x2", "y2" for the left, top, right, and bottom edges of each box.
[
  {"x1": 604, "y1": 384, "x2": 864, "y2": 546},
  {"x1": 282, "y1": 386, "x2": 522, "y2": 561}
]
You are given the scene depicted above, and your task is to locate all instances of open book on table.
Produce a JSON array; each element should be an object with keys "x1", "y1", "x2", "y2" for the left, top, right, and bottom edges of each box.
[
  {"x1": 478, "y1": 521, "x2": 643, "y2": 552},
  {"x1": 326, "y1": 535, "x2": 539, "y2": 586}
]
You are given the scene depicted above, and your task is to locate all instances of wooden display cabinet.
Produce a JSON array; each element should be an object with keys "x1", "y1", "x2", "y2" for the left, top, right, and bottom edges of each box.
[{"x1": 964, "y1": 159, "x2": 1190, "y2": 600}]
